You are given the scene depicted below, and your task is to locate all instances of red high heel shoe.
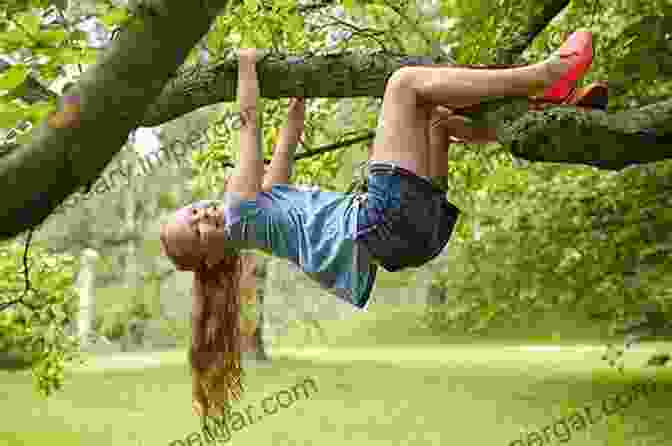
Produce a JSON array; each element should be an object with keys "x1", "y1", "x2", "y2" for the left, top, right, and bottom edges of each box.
[
  {"x1": 528, "y1": 81, "x2": 609, "y2": 111},
  {"x1": 540, "y1": 30, "x2": 593, "y2": 103}
]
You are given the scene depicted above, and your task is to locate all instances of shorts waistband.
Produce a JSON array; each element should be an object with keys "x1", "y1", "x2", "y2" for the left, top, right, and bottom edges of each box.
[
  {"x1": 367, "y1": 161, "x2": 445, "y2": 193},
  {"x1": 366, "y1": 161, "x2": 430, "y2": 180}
]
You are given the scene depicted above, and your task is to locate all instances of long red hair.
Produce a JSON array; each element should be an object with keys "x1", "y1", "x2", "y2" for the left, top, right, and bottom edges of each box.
[{"x1": 160, "y1": 220, "x2": 244, "y2": 417}]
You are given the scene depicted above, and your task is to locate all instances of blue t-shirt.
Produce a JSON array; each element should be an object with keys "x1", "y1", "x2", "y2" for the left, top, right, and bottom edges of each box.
[{"x1": 196, "y1": 185, "x2": 377, "y2": 310}]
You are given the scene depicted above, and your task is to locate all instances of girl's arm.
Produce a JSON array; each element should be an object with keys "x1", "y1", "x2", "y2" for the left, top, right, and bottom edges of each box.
[
  {"x1": 262, "y1": 98, "x2": 305, "y2": 191},
  {"x1": 227, "y1": 49, "x2": 264, "y2": 201}
]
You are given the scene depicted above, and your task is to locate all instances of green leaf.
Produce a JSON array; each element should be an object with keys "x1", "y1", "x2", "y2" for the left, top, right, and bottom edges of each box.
[
  {"x1": 35, "y1": 29, "x2": 68, "y2": 47},
  {"x1": 99, "y1": 6, "x2": 130, "y2": 28},
  {"x1": 0, "y1": 29, "x2": 32, "y2": 50},
  {"x1": 244, "y1": 0, "x2": 257, "y2": 11},
  {"x1": 0, "y1": 64, "x2": 28, "y2": 90},
  {"x1": 15, "y1": 12, "x2": 40, "y2": 37},
  {"x1": 0, "y1": 101, "x2": 28, "y2": 127},
  {"x1": 286, "y1": 14, "x2": 304, "y2": 35},
  {"x1": 26, "y1": 101, "x2": 56, "y2": 123},
  {"x1": 49, "y1": 48, "x2": 95, "y2": 65},
  {"x1": 341, "y1": 0, "x2": 355, "y2": 12}
]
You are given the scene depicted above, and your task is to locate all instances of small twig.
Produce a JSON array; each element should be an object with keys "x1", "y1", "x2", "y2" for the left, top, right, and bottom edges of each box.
[
  {"x1": 296, "y1": 0, "x2": 336, "y2": 14},
  {"x1": 20, "y1": 230, "x2": 32, "y2": 291},
  {"x1": 325, "y1": 16, "x2": 386, "y2": 36},
  {"x1": 295, "y1": 131, "x2": 375, "y2": 160},
  {"x1": 0, "y1": 297, "x2": 25, "y2": 312},
  {"x1": 0, "y1": 229, "x2": 40, "y2": 312},
  {"x1": 324, "y1": 16, "x2": 390, "y2": 51},
  {"x1": 219, "y1": 131, "x2": 374, "y2": 169}
]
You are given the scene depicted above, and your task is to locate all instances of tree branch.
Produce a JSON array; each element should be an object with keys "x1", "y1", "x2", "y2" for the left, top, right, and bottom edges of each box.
[
  {"x1": 468, "y1": 97, "x2": 672, "y2": 170},
  {"x1": 294, "y1": 0, "x2": 337, "y2": 14},
  {"x1": 139, "y1": 51, "x2": 440, "y2": 127},
  {"x1": 219, "y1": 131, "x2": 375, "y2": 168},
  {"x1": 0, "y1": 229, "x2": 40, "y2": 312},
  {"x1": 2, "y1": 51, "x2": 439, "y2": 129},
  {"x1": 295, "y1": 131, "x2": 375, "y2": 161},
  {"x1": 222, "y1": 93, "x2": 672, "y2": 172}
]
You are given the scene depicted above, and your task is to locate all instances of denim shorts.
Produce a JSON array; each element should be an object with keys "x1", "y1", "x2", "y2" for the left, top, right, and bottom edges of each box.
[{"x1": 354, "y1": 162, "x2": 461, "y2": 272}]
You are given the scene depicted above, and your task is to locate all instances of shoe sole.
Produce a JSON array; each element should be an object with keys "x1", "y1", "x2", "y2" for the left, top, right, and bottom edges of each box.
[{"x1": 542, "y1": 31, "x2": 594, "y2": 102}]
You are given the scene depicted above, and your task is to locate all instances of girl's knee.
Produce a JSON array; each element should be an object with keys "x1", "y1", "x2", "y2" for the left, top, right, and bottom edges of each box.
[{"x1": 386, "y1": 67, "x2": 417, "y2": 93}]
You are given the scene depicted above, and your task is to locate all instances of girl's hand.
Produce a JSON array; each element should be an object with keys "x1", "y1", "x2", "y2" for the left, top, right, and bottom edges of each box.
[
  {"x1": 433, "y1": 113, "x2": 498, "y2": 145},
  {"x1": 238, "y1": 48, "x2": 269, "y2": 63},
  {"x1": 238, "y1": 48, "x2": 257, "y2": 62}
]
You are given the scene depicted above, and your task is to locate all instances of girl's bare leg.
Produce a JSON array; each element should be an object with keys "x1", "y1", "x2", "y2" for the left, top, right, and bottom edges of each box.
[
  {"x1": 370, "y1": 60, "x2": 564, "y2": 177},
  {"x1": 428, "y1": 113, "x2": 452, "y2": 179}
]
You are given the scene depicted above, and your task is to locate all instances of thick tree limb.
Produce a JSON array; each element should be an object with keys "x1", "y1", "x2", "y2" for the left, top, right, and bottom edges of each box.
[
  {"x1": 1, "y1": 51, "x2": 440, "y2": 128},
  {"x1": 0, "y1": 0, "x2": 228, "y2": 241},
  {"x1": 2, "y1": 0, "x2": 574, "y2": 115},
  {"x1": 140, "y1": 52, "x2": 439, "y2": 127},
  {"x1": 466, "y1": 97, "x2": 672, "y2": 170},
  {"x1": 252, "y1": 96, "x2": 671, "y2": 172}
]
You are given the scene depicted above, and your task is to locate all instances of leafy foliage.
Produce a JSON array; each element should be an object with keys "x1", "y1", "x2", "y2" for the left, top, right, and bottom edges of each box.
[
  {"x1": 0, "y1": 1, "x2": 121, "y2": 139},
  {"x1": 0, "y1": 236, "x2": 81, "y2": 395}
]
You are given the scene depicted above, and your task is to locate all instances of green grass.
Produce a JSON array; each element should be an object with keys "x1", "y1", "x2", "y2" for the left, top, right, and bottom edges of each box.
[
  {"x1": 2, "y1": 304, "x2": 670, "y2": 446},
  {"x1": 2, "y1": 346, "x2": 671, "y2": 445},
  {"x1": 274, "y1": 303, "x2": 620, "y2": 348}
]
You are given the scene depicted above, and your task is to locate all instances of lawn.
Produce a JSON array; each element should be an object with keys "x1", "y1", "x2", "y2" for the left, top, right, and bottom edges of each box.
[{"x1": 1, "y1": 305, "x2": 671, "y2": 446}]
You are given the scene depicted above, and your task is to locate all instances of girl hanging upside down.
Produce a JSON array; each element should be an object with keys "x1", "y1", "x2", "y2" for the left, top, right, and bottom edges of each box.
[{"x1": 159, "y1": 31, "x2": 593, "y2": 417}]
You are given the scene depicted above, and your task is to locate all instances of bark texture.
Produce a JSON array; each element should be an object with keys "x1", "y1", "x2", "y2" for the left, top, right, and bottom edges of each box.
[{"x1": 467, "y1": 97, "x2": 672, "y2": 170}]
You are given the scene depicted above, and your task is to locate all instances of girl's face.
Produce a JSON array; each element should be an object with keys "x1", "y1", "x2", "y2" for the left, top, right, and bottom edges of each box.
[{"x1": 163, "y1": 201, "x2": 230, "y2": 270}]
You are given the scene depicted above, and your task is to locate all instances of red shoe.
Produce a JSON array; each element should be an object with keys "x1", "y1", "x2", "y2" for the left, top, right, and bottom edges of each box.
[
  {"x1": 528, "y1": 81, "x2": 609, "y2": 111},
  {"x1": 540, "y1": 31, "x2": 593, "y2": 103}
]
